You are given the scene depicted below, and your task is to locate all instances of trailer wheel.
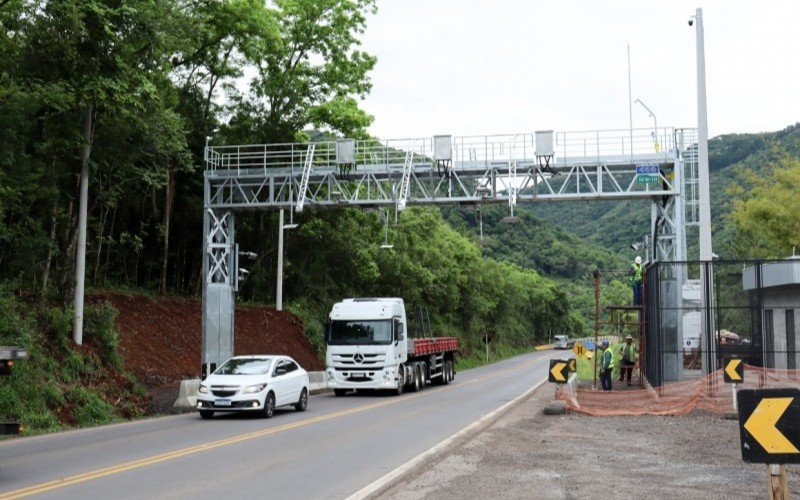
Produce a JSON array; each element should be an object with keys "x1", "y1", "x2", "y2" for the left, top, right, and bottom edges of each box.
[
  {"x1": 411, "y1": 364, "x2": 422, "y2": 392},
  {"x1": 449, "y1": 360, "x2": 456, "y2": 382},
  {"x1": 441, "y1": 362, "x2": 450, "y2": 385}
]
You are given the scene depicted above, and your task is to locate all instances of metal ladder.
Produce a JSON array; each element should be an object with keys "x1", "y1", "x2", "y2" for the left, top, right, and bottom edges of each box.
[
  {"x1": 397, "y1": 147, "x2": 414, "y2": 211},
  {"x1": 295, "y1": 143, "x2": 316, "y2": 213}
]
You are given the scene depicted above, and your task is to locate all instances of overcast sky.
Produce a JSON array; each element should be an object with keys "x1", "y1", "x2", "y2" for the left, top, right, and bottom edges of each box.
[{"x1": 358, "y1": 1, "x2": 800, "y2": 140}]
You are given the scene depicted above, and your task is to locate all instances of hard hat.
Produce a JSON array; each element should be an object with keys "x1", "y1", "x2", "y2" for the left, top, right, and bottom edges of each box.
[
  {"x1": 625, "y1": 335, "x2": 633, "y2": 340},
  {"x1": 634, "y1": 256, "x2": 642, "y2": 265}
]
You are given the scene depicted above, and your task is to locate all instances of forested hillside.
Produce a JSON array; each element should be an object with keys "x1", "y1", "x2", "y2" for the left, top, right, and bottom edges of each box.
[
  {"x1": 0, "y1": 0, "x2": 580, "y2": 431},
  {"x1": 1, "y1": 0, "x2": 797, "y2": 433}
]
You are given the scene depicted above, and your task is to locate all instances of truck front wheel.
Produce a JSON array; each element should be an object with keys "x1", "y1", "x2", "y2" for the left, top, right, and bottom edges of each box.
[
  {"x1": 394, "y1": 365, "x2": 404, "y2": 396},
  {"x1": 334, "y1": 389, "x2": 348, "y2": 397}
]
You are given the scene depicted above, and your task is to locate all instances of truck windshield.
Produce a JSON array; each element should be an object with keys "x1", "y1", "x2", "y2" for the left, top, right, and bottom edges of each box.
[
  {"x1": 215, "y1": 358, "x2": 272, "y2": 375},
  {"x1": 328, "y1": 320, "x2": 392, "y2": 345}
]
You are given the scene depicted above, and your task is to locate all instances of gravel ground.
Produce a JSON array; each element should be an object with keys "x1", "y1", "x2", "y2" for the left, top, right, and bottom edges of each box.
[{"x1": 381, "y1": 385, "x2": 799, "y2": 499}]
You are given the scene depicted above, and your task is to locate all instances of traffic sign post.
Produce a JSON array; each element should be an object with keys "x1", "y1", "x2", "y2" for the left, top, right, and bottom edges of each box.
[
  {"x1": 724, "y1": 357, "x2": 744, "y2": 412},
  {"x1": 549, "y1": 359, "x2": 570, "y2": 384},
  {"x1": 549, "y1": 359, "x2": 571, "y2": 402},
  {"x1": 737, "y1": 388, "x2": 800, "y2": 500},
  {"x1": 723, "y1": 357, "x2": 744, "y2": 383}
]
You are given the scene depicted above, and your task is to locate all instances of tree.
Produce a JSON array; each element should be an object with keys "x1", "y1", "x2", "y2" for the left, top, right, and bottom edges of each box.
[
  {"x1": 225, "y1": 0, "x2": 377, "y2": 143},
  {"x1": 730, "y1": 157, "x2": 800, "y2": 258},
  {"x1": 6, "y1": 0, "x2": 191, "y2": 340}
]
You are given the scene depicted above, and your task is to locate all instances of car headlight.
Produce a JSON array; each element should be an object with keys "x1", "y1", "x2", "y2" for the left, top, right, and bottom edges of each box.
[
  {"x1": 243, "y1": 383, "x2": 267, "y2": 394},
  {"x1": 198, "y1": 385, "x2": 209, "y2": 394}
]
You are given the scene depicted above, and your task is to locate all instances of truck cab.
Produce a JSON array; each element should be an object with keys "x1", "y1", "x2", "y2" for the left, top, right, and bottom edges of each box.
[
  {"x1": 325, "y1": 298, "x2": 408, "y2": 394},
  {"x1": 554, "y1": 335, "x2": 570, "y2": 350}
]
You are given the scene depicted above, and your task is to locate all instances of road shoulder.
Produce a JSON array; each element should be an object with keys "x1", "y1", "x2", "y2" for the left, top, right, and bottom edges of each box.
[{"x1": 379, "y1": 381, "x2": 798, "y2": 499}]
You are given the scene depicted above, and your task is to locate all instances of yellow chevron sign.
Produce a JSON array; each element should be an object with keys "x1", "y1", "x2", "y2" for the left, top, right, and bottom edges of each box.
[
  {"x1": 724, "y1": 358, "x2": 743, "y2": 383},
  {"x1": 549, "y1": 360, "x2": 569, "y2": 383},
  {"x1": 738, "y1": 389, "x2": 800, "y2": 463}
]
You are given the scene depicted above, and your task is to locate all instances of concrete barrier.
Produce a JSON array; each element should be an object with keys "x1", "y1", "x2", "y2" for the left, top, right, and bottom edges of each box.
[
  {"x1": 173, "y1": 379, "x2": 200, "y2": 409},
  {"x1": 173, "y1": 371, "x2": 329, "y2": 408},
  {"x1": 307, "y1": 371, "x2": 329, "y2": 394}
]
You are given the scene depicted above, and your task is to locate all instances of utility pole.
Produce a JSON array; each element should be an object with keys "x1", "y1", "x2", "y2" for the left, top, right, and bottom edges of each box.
[
  {"x1": 695, "y1": 8, "x2": 712, "y2": 262},
  {"x1": 72, "y1": 104, "x2": 93, "y2": 345},
  {"x1": 694, "y1": 8, "x2": 715, "y2": 374}
]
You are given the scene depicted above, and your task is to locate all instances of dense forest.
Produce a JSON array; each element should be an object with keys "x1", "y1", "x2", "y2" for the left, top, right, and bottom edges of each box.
[
  {"x1": 1, "y1": 0, "x2": 798, "y2": 431},
  {"x1": 0, "y1": 0, "x2": 581, "y2": 432}
]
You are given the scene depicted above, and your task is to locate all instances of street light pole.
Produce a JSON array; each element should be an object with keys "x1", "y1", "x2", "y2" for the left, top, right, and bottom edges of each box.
[
  {"x1": 276, "y1": 209, "x2": 284, "y2": 311},
  {"x1": 634, "y1": 98, "x2": 658, "y2": 149}
]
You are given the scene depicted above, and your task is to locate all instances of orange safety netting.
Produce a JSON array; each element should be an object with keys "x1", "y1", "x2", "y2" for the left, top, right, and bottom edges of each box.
[{"x1": 558, "y1": 365, "x2": 800, "y2": 416}]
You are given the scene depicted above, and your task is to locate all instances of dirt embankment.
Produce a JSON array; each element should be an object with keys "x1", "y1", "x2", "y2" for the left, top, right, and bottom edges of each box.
[{"x1": 88, "y1": 293, "x2": 323, "y2": 410}]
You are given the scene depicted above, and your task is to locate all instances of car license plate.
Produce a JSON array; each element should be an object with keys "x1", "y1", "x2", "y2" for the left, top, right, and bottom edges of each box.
[{"x1": 215, "y1": 399, "x2": 232, "y2": 407}]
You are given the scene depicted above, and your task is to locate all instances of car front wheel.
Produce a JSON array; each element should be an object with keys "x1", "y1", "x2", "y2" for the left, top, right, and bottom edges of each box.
[
  {"x1": 262, "y1": 392, "x2": 276, "y2": 418},
  {"x1": 295, "y1": 388, "x2": 308, "y2": 412}
]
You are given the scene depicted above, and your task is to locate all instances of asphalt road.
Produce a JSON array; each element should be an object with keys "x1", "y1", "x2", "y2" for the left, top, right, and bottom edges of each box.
[{"x1": 0, "y1": 351, "x2": 558, "y2": 499}]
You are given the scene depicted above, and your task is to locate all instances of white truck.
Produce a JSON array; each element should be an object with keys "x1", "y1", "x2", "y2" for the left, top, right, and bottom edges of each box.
[{"x1": 325, "y1": 298, "x2": 458, "y2": 396}]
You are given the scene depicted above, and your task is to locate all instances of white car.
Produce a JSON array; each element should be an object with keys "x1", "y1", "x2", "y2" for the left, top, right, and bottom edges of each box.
[{"x1": 196, "y1": 355, "x2": 309, "y2": 419}]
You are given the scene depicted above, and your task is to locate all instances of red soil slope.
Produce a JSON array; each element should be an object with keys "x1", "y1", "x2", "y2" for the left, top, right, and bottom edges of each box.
[{"x1": 88, "y1": 293, "x2": 323, "y2": 388}]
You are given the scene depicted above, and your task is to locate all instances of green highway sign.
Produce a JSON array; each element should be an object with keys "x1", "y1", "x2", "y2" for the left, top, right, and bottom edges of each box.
[{"x1": 636, "y1": 174, "x2": 659, "y2": 184}]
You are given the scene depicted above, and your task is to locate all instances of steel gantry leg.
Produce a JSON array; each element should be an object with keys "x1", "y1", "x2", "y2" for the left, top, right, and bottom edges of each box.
[{"x1": 201, "y1": 195, "x2": 236, "y2": 379}]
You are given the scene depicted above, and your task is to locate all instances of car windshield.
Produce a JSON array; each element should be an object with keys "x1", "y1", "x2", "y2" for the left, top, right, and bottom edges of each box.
[
  {"x1": 215, "y1": 358, "x2": 272, "y2": 375},
  {"x1": 328, "y1": 320, "x2": 392, "y2": 346}
]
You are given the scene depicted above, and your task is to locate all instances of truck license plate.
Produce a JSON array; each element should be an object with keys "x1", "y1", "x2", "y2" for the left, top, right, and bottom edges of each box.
[
  {"x1": 350, "y1": 373, "x2": 367, "y2": 379},
  {"x1": 215, "y1": 399, "x2": 232, "y2": 406}
]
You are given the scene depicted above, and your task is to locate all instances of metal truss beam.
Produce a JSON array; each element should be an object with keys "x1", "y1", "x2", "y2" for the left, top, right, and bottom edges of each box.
[{"x1": 206, "y1": 161, "x2": 679, "y2": 210}]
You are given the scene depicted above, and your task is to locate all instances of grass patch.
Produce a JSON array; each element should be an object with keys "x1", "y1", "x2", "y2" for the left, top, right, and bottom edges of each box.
[
  {"x1": 0, "y1": 286, "x2": 147, "y2": 434},
  {"x1": 456, "y1": 343, "x2": 535, "y2": 371}
]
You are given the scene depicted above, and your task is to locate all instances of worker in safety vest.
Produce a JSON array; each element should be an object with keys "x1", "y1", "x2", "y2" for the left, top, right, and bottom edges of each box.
[
  {"x1": 629, "y1": 256, "x2": 644, "y2": 306},
  {"x1": 618, "y1": 335, "x2": 638, "y2": 386},
  {"x1": 598, "y1": 340, "x2": 613, "y2": 391}
]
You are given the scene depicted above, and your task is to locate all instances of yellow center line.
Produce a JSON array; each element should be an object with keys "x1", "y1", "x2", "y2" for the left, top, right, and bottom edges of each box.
[{"x1": 0, "y1": 354, "x2": 548, "y2": 499}]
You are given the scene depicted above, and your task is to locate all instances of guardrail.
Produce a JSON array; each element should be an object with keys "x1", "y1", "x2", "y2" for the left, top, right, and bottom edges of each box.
[{"x1": 205, "y1": 128, "x2": 678, "y2": 173}]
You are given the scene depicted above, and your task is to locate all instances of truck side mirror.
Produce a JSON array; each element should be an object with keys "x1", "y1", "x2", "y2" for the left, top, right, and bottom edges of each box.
[
  {"x1": 325, "y1": 319, "x2": 332, "y2": 343},
  {"x1": 394, "y1": 318, "x2": 405, "y2": 342}
]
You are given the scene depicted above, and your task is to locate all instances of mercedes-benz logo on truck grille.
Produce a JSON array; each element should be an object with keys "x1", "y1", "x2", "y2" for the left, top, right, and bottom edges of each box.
[{"x1": 353, "y1": 353, "x2": 364, "y2": 364}]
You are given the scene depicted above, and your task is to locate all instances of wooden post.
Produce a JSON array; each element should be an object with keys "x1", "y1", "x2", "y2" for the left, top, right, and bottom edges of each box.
[
  {"x1": 767, "y1": 464, "x2": 789, "y2": 500},
  {"x1": 593, "y1": 269, "x2": 601, "y2": 390}
]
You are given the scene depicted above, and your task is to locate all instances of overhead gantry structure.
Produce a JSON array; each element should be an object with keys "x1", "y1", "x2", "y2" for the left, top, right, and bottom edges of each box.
[{"x1": 201, "y1": 127, "x2": 700, "y2": 377}]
